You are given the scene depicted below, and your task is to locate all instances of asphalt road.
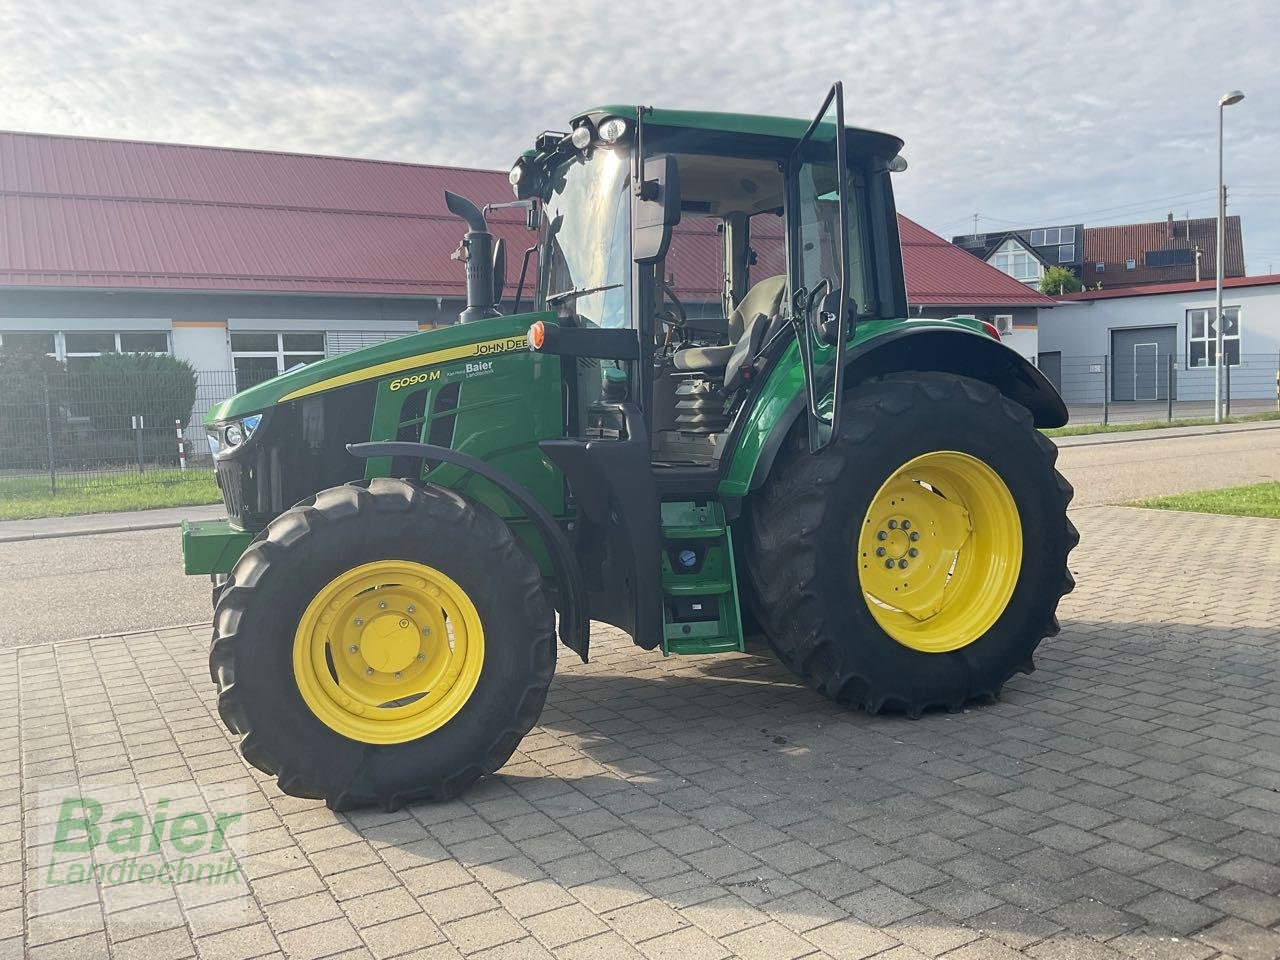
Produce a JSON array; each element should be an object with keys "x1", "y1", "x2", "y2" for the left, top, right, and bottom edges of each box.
[
  {"x1": 1, "y1": 425, "x2": 1276, "y2": 648},
  {"x1": 1057, "y1": 422, "x2": 1280, "y2": 506},
  {"x1": 0, "y1": 527, "x2": 210, "y2": 648}
]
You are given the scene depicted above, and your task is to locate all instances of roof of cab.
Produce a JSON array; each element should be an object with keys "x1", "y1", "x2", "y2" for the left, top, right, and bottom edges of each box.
[{"x1": 577, "y1": 105, "x2": 903, "y2": 155}]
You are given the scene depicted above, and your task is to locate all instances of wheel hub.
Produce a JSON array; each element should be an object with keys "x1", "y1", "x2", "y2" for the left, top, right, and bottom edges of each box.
[
  {"x1": 359, "y1": 614, "x2": 420, "y2": 674},
  {"x1": 292, "y1": 561, "x2": 485, "y2": 744},
  {"x1": 857, "y1": 451, "x2": 1021, "y2": 653}
]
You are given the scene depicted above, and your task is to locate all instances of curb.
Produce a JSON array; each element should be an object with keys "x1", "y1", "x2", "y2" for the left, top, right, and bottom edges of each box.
[
  {"x1": 0, "y1": 516, "x2": 217, "y2": 544},
  {"x1": 1053, "y1": 420, "x2": 1280, "y2": 448}
]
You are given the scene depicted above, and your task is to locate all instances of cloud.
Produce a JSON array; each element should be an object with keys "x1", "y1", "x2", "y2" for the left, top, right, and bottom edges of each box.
[{"x1": 3, "y1": 0, "x2": 1277, "y2": 268}]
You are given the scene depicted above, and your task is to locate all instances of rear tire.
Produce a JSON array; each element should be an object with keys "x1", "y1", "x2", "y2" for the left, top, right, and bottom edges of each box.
[
  {"x1": 745, "y1": 372, "x2": 1076, "y2": 715},
  {"x1": 210, "y1": 478, "x2": 555, "y2": 810}
]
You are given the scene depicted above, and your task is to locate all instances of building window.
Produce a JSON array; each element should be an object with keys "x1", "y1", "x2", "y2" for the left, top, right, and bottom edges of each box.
[
  {"x1": 0, "y1": 331, "x2": 58, "y2": 355},
  {"x1": 1029, "y1": 229, "x2": 1046, "y2": 246},
  {"x1": 1187, "y1": 307, "x2": 1241, "y2": 368},
  {"x1": 1058, "y1": 244, "x2": 1075, "y2": 263},
  {"x1": 231, "y1": 332, "x2": 326, "y2": 390},
  {"x1": 0, "y1": 330, "x2": 169, "y2": 369},
  {"x1": 990, "y1": 239, "x2": 1043, "y2": 284},
  {"x1": 1095, "y1": 261, "x2": 1105, "y2": 273},
  {"x1": 1125, "y1": 258, "x2": 1136, "y2": 270}
]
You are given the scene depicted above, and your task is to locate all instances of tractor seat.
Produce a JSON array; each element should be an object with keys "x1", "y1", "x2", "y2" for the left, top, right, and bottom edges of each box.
[{"x1": 671, "y1": 275, "x2": 786, "y2": 377}]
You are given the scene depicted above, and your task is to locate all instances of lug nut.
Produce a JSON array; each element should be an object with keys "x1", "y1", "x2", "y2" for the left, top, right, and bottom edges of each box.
[
  {"x1": 887, "y1": 519, "x2": 898, "y2": 529},
  {"x1": 422, "y1": 626, "x2": 431, "y2": 636},
  {"x1": 417, "y1": 653, "x2": 425, "y2": 662},
  {"x1": 909, "y1": 531, "x2": 920, "y2": 541},
  {"x1": 901, "y1": 520, "x2": 911, "y2": 530},
  {"x1": 354, "y1": 617, "x2": 364, "y2": 626},
  {"x1": 407, "y1": 604, "x2": 416, "y2": 613},
  {"x1": 394, "y1": 672, "x2": 402, "y2": 679},
  {"x1": 876, "y1": 530, "x2": 888, "y2": 541},
  {"x1": 348, "y1": 644, "x2": 358, "y2": 653},
  {"x1": 898, "y1": 559, "x2": 909, "y2": 569},
  {"x1": 876, "y1": 547, "x2": 886, "y2": 557},
  {"x1": 378, "y1": 601, "x2": 387, "y2": 609},
  {"x1": 884, "y1": 559, "x2": 895, "y2": 569},
  {"x1": 908, "y1": 548, "x2": 919, "y2": 558},
  {"x1": 365, "y1": 667, "x2": 374, "y2": 676}
]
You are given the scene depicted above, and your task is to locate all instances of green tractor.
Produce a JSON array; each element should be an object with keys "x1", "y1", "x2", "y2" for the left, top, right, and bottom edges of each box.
[{"x1": 184, "y1": 84, "x2": 1076, "y2": 810}]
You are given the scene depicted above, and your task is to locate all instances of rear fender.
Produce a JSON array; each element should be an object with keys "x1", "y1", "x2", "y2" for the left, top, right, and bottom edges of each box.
[{"x1": 721, "y1": 326, "x2": 1066, "y2": 496}]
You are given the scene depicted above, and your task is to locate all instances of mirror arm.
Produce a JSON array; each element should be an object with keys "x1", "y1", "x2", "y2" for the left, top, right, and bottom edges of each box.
[{"x1": 513, "y1": 245, "x2": 538, "y2": 314}]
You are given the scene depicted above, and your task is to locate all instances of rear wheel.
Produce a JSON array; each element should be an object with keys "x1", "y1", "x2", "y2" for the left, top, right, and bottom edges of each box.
[
  {"x1": 746, "y1": 372, "x2": 1076, "y2": 715},
  {"x1": 210, "y1": 478, "x2": 555, "y2": 809}
]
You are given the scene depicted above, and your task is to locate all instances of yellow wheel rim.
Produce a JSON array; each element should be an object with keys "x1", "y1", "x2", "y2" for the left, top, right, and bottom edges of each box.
[
  {"x1": 857, "y1": 451, "x2": 1022, "y2": 653},
  {"x1": 292, "y1": 560, "x2": 484, "y2": 744}
]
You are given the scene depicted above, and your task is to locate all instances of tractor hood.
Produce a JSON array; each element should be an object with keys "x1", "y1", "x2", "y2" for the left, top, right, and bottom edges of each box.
[{"x1": 207, "y1": 313, "x2": 547, "y2": 423}]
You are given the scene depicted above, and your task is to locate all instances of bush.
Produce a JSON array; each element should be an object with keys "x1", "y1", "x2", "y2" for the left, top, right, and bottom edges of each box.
[{"x1": 70, "y1": 353, "x2": 198, "y2": 432}]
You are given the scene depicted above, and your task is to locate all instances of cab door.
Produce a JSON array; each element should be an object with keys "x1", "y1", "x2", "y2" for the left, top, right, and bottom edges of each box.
[{"x1": 788, "y1": 82, "x2": 853, "y2": 452}]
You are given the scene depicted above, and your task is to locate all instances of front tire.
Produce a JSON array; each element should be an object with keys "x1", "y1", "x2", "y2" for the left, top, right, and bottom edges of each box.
[
  {"x1": 746, "y1": 373, "x2": 1077, "y2": 715},
  {"x1": 210, "y1": 478, "x2": 556, "y2": 810}
]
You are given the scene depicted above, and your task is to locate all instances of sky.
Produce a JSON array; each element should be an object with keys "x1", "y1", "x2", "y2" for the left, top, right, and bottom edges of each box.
[{"x1": 3, "y1": 0, "x2": 1278, "y2": 272}]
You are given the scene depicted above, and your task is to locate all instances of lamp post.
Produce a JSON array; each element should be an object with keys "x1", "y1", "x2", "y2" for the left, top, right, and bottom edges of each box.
[{"x1": 1215, "y1": 89, "x2": 1245, "y2": 422}]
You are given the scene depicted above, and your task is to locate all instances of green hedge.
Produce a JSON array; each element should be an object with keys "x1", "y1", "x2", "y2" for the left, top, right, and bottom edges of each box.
[{"x1": 69, "y1": 353, "x2": 198, "y2": 432}]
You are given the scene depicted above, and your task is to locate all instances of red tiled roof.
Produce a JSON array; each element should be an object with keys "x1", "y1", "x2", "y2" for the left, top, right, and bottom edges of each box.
[
  {"x1": 1083, "y1": 216, "x2": 1244, "y2": 287},
  {"x1": 0, "y1": 129, "x2": 1050, "y2": 309},
  {"x1": 1057, "y1": 273, "x2": 1280, "y2": 301},
  {"x1": 898, "y1": 217, "x2": 1056, "y2": 307}
]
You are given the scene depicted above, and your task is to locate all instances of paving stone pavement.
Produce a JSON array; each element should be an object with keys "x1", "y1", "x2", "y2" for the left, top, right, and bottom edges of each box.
[{"x1": 6, "y1": 504, "x2": 1280, "y2": 960}]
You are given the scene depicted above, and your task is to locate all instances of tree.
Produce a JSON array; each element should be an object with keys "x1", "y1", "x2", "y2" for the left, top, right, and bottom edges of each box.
[
  {"x1": 1039, "y1": 266, "x2": 1083, "y2": 296},
  {"x1": 0, "y1": 345, "x2": 68, "y2": 469}
]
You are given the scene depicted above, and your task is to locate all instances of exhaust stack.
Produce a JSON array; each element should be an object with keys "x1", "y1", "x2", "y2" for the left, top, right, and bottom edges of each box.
[{"x1": 445, "y1": 191, "x2": 504, "y2": 323}]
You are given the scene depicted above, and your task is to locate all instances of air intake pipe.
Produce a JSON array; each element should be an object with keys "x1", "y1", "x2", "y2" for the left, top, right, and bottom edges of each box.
[{"x1": 445, "y1": 191, "x2": 505, "y2": 323}]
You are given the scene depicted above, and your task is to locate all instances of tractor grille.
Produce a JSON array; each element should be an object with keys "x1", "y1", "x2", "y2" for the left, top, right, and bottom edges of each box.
[{"x1": 215, "y1": 458, "x2": 249, "y2": 527}]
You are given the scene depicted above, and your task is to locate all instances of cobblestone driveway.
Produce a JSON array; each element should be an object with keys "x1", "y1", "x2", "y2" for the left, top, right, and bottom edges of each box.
[{"x1": 7, "y1": 505, "x2": 1280, "y2": 960}]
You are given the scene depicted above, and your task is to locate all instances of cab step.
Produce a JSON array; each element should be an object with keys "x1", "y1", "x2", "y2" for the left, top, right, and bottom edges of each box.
[{"x1": 660, "y1": 501, "x2": 745, "y2": 656}]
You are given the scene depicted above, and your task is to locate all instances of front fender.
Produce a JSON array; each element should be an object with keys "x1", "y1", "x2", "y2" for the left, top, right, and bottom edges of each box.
[
  {"x1": 719, "y1": 325, "x2": 1067, "y2": 497},
  {"x1": 347, "y1": 441, "x2": 590, "y2": 662}
]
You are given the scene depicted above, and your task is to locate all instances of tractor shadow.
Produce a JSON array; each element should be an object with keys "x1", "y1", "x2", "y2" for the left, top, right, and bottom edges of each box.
[{"x1": 328, "y1": 616, "x2": 1278, "y2": 951}]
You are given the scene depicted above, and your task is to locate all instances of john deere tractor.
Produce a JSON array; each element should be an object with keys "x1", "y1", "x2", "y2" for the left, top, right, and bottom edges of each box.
[{"x1": 184, "y1": 84, "x2": 1076, "y2": 810}]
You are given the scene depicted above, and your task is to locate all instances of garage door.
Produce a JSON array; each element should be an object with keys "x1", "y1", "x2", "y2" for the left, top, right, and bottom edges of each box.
[{"x1": 1111, "y1": 326, "x2": 1176, "y2": 401}]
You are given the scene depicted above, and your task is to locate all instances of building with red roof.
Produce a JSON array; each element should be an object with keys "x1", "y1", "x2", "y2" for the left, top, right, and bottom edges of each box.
[{"x1": 1, "y1": 129, "x2": 1052, "y2": 387}]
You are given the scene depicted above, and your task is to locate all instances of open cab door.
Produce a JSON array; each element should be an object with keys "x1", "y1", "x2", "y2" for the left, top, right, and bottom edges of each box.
[{"x1": 789, "y1": 82, "x2": 853, "y2": 452}]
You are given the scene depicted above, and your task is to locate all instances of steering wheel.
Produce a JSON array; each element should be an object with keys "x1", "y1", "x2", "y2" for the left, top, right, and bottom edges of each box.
[{"x1": 658, "y1": 278, "x2": 689, "y2": 332}]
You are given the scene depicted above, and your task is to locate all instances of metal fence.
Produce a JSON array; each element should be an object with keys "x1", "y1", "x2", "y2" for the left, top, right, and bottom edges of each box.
[
  {"x1": 2, "y1": 352, "x2": 1278, "y2": 502},
  {"x1": 0, "y1": 370, "x2": 238, "y2": 497},
  {"x1": 1044, "y1": 352, "x2": 1280, "y2": 425}
]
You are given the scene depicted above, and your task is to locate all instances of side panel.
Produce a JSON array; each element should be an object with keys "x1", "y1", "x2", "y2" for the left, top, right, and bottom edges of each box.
[
  {"x1": 719, "y1": 320, "x2": 1068, "y2": 497},
  {"x1": 363, "y1": 341, "x2": 565, "y2": 521}
]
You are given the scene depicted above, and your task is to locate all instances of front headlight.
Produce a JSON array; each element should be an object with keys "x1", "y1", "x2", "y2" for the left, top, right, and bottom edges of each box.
[
  {"x1": 597, "y1": 116, "x2": 629, "y2": 144},
  {"x1": 210, "y1": 413, "x2": 263, "y2": 454}
]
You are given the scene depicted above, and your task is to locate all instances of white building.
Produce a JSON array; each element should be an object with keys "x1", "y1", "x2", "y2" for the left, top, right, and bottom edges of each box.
[{"x1": 1037, "y1": 275, "x2": 1280, "y2": 404}]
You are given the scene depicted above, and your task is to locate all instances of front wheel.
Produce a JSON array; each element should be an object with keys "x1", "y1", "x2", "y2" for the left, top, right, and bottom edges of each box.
[
  {"x1": 210, "y1": 478, "x2": 556, "y2": 810},
  {"x1": 746, "y1": 372, "x2": 1077, "y2": 715}
]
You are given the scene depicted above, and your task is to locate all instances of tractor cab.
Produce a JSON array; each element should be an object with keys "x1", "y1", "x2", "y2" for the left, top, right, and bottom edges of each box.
[{"x1": 514, "y1": 87, "x2": 908, "y2": 465}]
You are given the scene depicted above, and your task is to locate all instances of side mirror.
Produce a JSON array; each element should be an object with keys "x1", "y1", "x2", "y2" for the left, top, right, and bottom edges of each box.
[
  {"x1": 492, "y1": 237, "x2": 506, "y2": 306},
  {"x1": 633, "y1": 154, "x2": 680, "y2": 264}
]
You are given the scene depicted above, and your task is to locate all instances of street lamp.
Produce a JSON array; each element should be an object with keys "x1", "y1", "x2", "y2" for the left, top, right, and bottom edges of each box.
[{"x1": 1214, "y1": 89, "x2": 1245, "y2": 422}]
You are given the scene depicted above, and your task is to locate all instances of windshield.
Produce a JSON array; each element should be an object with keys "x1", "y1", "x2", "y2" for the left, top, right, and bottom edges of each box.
[{"x1": 539, "y1": 149, "x2": 631, "y2": 327}]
